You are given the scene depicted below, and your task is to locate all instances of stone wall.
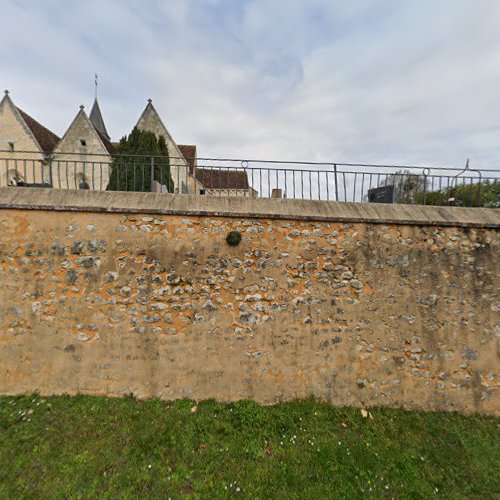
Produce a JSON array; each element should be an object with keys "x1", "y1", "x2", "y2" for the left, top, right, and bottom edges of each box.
[{"x1": 0, "y1": 188, "x2": 499, "y2": 415}]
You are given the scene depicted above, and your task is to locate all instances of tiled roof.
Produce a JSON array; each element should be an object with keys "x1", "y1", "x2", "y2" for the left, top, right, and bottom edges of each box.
[
  {"x1": 194, "y1": 168, "x2": 250, "y2": 190},
  {"x1": 94, "y1": 128, "x2": 116, "y2": 155},
  {"x1": 178, "y1": 144, "x2": 197, "y2": 173},
  {"x1": 16, "y1": 107, "x2": 60, "y2": 153}
]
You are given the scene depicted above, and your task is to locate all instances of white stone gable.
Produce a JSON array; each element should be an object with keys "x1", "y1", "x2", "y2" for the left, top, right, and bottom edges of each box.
[
  {"x1": 53, "y1": 107, "x2": 110, "y2": 157},
  {"x1": 136, "y1": 101, "x2": 190, "y2": 193},
  {"x1": 0, "y1": 93, "x2": 43, "y2": 155}
]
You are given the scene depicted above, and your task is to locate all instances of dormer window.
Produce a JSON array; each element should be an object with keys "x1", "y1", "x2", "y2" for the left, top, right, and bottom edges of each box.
[
  {"x1": 80, "y1": 139, "x2": 87, "y2": 147},
  {"x1": 8, "y1": 141, "x2": 14, "y2": 152}
]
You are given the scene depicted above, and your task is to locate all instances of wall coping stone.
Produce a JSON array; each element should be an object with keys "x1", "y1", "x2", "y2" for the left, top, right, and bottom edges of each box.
[{"x1": 1, "y1": 187, "x2": 499, "y2": 228}]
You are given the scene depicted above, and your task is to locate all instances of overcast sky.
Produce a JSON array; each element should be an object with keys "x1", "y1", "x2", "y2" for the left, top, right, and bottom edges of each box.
[{"x1": 1, "y1": 0, "x2": 500, "y2": 170}]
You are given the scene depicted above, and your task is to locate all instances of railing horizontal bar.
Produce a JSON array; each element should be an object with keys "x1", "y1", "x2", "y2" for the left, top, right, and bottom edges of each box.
[{"x1": 1, "y1": 150, "x2": 499, "y2": 173}]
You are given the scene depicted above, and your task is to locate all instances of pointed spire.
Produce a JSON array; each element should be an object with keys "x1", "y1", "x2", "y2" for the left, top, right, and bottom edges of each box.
[{"x1": 89, "y1": 97, "x2": 110, "y2": 140}]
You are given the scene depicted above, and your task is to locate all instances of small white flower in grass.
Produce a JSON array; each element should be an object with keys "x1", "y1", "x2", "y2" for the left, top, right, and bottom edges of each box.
[
  {"x1": 236, "y1": 487, "x2": 241, "y2": 492},
  {"x1": 148, "y1": 464, "x2": 152, "y2": 469}
]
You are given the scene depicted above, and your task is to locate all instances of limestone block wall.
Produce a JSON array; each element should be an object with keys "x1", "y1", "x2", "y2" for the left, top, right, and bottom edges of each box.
[
  {"x1": 136, "y1": 106, "x2": 190, "y2": 194},
  {"x1": 52, "y1": 111, "x2": 111, "y2": 190},
  {"x1": 0, "y1": 101, "x2": 47, "y2": 186},
  {"x1": 0, "y1": 189, "x2": 499, "y2": 415}
]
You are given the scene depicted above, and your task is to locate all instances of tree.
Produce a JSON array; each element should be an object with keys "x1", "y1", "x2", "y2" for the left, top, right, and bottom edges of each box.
[
  {"x1": 416, "y1": 179, "x2": 499, "y2": 208},
  {"x1": 107, "y1": 127, "x2": 174, "y2": 192},
  {"x1": 367, "y1": 168, "x2": 499, "y2": 207},
  {"x1": 378, "y1": 169, "x2": 427, "y2": 204}
]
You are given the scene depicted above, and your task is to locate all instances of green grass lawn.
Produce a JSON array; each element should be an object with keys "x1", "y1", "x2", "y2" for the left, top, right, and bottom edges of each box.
[{"x1": 0, "y1": 396, "x2": 498, "y2": 499}]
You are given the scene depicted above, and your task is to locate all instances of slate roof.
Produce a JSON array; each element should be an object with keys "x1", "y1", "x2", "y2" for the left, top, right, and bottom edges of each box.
[
  {"x1": 89, "y1": 98, "x2": 110, "y2": 140},
  {"x1": 194, "y1": 168, "x2": 250, "y2": 190},
  {"x1": 16, "y1": 107, "x2": 60, "y2": 153}
]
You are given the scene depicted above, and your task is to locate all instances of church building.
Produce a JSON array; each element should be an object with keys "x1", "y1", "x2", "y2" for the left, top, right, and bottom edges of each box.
[{"x1": 0, "y1": 90, "x2": 255, "y2": 196}]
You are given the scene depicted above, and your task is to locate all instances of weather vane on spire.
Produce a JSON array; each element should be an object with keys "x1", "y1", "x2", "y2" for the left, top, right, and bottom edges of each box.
[{"x1": 95, "y1": 74, "x2": 98, "y2": 99}]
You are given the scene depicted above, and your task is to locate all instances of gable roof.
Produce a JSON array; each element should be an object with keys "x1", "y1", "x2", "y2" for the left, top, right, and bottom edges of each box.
[
  {"x1": 89, "y1": 98, "x2": 110, "y2": 140},
  {"x1": 135, "y1": 99, "x2": 189, "y2": 166},
  {"x1": 178, "y1": 144, "x2": 197, "y2": 173},
  {"x1": 54, "y1": 106, "x2": 114, "y2": 156},
  {"x1": 95, "y1": 127, "x2": 116, "y2": 155},
  {"x1": 16, "y1": 107, "x2": 60, "y2": 153},
  {"x1": 194, "y1": 168, "x2": 250, "y2": 190}
]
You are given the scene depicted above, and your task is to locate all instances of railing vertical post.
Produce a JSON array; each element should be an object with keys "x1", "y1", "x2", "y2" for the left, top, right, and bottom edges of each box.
[
  {"x1": 333, "y1": 164, "x2": 339, "y2": 201},
  {"x1": 150, "y1": 156, "x2": 155, "y2": 192},
  {"x1": 477, "y1": 170, "x2": 482, "y2": 206},
  {"x1": 48, "y1": 156, "x2": 53, "y2": 187},
  {"x1": 422, "y1": 168, "x2": 429, "y2": 205}
]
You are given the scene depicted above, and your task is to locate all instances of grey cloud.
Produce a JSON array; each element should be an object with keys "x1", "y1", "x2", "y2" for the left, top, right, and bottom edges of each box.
[{"x1": 1, "y1": 0, "x2": 499, "y2": 171}]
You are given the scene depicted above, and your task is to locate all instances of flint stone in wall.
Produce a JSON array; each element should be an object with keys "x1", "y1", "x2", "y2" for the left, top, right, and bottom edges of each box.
[
  {"x1": 245, "y1": 294, "x2": 262, "y2": 302},
  {"x1": 151, "y1": 302, "x2": 168, "y2": 311},
  {"x1": 87, "y1": 239, "x2": 107, "y2": 253},
  {"x1": 104, "y1": 271, "x2": 119, "y2": 282},
  {"x1": 71, "y1": 241, "x2": 86, "y2": 255},
  {"x1": 349, "y1": 280, "x2": 362, "y2": 290},
  {"x1": 240, "y1": 311, "x2": 259, "y2": 325},
  {"x1": 76, "y1": 256, "x2": 100, "y2": 268},
  {"x1": 167, "y1": 274, "x2": 181, "y2": 285},
  {"x1": 461, "y1": 348, "x2": 478, "y2": 360},
  {"x1": 119, "y1": 286, "x2": 132, "y2": 298},
  {"x1": 387, "y1": 254, "x2": 410, "y2": 267},
  {"x1": 203, "y1": 300, "x2": 218, "y2": 311},
  {"x1": 419, "y1": 295, "x2": 439, "y2": 306},
  {"x1": 66, "y1": 270, "x2": 78, "y2": 285},
  {"x1": 50, "y1": 242, "x2": 66, "y2": 256}
]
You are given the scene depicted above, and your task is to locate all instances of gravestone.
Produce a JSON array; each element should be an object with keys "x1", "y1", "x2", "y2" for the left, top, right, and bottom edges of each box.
[{"x1": 368, "y1": 185, "x2": 394, "y2": 204}]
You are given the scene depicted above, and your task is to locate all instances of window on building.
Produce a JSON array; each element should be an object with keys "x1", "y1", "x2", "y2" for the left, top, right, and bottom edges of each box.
[
  {"x1": 8, "y1": 142, "x2": 14, "y2": 152},
  {"x1": 80, "y1": 139, "x2": 87, "y2": 147}
]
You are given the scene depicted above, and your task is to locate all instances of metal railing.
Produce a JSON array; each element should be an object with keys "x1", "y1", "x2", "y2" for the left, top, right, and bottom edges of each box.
[{"x1": 1, "y1": 151, "x2": 499, "y2": 208}]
